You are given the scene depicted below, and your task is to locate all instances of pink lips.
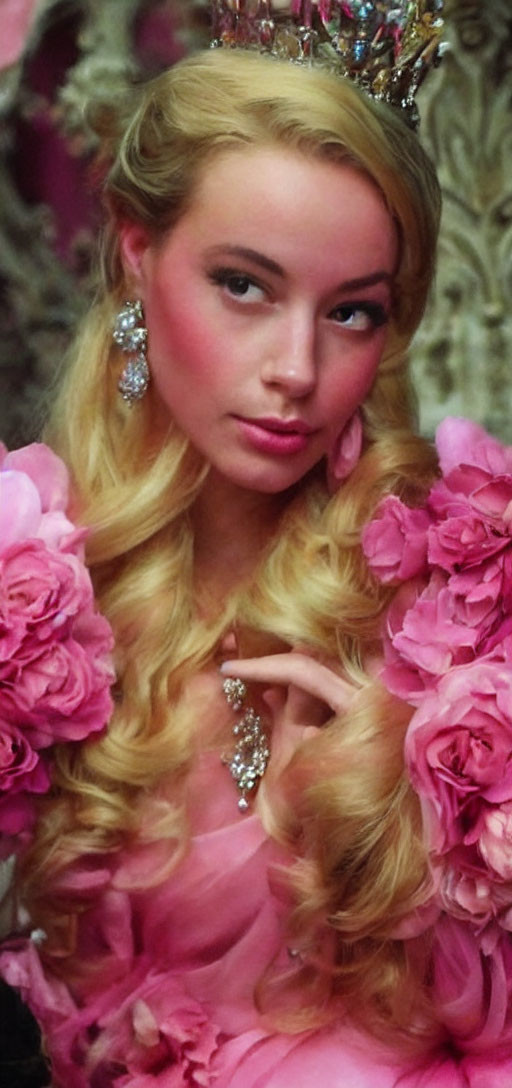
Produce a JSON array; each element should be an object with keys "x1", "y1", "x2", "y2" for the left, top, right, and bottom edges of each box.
[{"x1": 235, "y1": 416, "x2": 315, "y2": 456}]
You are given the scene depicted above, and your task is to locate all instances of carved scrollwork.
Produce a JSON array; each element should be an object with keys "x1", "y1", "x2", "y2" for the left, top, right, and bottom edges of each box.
[{"x1": 414, "y1": 0, "x2": 512, "y2": 438}]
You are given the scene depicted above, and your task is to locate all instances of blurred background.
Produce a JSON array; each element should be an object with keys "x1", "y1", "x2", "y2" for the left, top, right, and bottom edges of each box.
[{"x1": 1, "y1": 0, "x2": 511, "y2": 446}]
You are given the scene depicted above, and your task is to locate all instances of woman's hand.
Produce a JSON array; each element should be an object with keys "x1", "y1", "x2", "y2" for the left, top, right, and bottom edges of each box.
[
  {"x1": 220, "y1": 651, "x2": 361, "y2": 786},
  {"x1": 220, "y1": 651, "x2": 357, "y2": 718}
]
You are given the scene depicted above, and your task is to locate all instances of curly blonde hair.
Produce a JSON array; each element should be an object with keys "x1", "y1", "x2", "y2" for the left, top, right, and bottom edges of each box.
[{"x1": 21, "y1": 49, "x2": 441, "y2": 1048}]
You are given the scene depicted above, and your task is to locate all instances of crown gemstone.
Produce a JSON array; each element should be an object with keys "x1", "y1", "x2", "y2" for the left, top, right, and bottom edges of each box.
[
  {"x1": 351, "y1": 1, "x2": 376, "y2": 17},
  {"x1": 210, "y1": 1, "x2": 444, "y2": 129},
  {"x1": 352, "y1": 38, "x2": 369, "y2": 66}
]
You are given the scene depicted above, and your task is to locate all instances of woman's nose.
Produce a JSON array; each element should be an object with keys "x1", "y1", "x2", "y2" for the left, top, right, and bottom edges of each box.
[{"x1": 260, "y1": 312, "x2": 317, "y2": 398}]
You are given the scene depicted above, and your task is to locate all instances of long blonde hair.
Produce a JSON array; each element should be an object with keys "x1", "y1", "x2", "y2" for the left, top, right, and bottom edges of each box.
[{"x1": 24, "y1": 49, "x2": 441, "y2": 1046}]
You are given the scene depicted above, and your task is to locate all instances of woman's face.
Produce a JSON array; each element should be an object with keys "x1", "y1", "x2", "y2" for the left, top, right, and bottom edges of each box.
[{"x1": 121, "y1": 146, "x2": 398, "y2": 495}]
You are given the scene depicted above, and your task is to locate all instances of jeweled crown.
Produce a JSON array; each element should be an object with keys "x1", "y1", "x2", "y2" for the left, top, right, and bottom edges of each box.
[{"x1": 210, "y1": 1, "x2": 444, "y2": 129}]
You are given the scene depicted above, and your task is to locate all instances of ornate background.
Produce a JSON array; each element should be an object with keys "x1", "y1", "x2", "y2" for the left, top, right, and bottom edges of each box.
[{"x1": 1, "y1": 0, "x2": 511, "y2": 446}]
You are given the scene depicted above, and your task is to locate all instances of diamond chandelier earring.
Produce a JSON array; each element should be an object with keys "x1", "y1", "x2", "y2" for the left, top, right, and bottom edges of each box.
[{"x1": 113, "y1": 300, "x2": 150, "y2": 405}]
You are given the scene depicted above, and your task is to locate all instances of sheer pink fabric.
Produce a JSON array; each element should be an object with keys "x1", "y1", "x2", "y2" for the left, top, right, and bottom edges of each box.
[{"x1": 1, "y1": 750, "x2": 510, "y2": 1085}]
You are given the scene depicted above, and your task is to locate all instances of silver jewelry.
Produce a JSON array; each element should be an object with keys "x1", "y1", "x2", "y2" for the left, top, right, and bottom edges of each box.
[
  {"x1": 113, "y1": 300, "x2": 150, "y2": 404},
  {"x1": 222, "y1": 677, "x2": 247, "y2": 711},
  {"x1": 222, "y1": 676, "x2": 270, "y2": 812}
]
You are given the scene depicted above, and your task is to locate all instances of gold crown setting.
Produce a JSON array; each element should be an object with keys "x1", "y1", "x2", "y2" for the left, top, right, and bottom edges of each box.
[{"x1": 211, "y1": 1, "x2": 445, "y2": 128}]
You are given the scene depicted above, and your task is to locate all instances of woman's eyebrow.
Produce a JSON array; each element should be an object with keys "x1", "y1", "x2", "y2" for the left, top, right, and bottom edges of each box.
[
  {"x1": 339, "y1": 272, "x2": 393, "y2": 291},
  {"x1": 204, "y1": 245, "x2": 393, "y2": 293},
  {"x1": 204, "y1": 245, "x2": 285, "y2": 277}
]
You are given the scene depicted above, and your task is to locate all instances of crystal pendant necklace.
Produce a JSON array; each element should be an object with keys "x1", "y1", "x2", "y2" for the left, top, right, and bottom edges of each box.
[{"x1": 221, "y1": 677, "x2": 270, "y2": 812}]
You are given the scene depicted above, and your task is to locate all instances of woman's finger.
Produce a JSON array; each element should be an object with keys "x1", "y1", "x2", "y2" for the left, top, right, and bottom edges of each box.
[{"x1": 220, "y1": 652, "x2": 357, "y2": 715}]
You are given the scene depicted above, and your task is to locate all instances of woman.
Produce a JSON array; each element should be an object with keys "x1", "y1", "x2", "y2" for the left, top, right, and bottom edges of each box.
[{"x1": 0, "y1": 44, "x2": 506, "y2": 1087}]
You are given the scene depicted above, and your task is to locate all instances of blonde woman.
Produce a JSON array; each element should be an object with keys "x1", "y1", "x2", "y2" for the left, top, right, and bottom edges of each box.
[{"x1": 1, "y1": 38, "x2": 506, "y2": 1088}]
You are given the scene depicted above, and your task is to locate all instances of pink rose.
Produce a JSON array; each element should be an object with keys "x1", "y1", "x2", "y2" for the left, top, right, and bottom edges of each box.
[
  {"x1": 391, "y1": 585, "x2": 478, "y2": 673},
  {"x1": 0, "y1": 719, "x2": 49, "y2": 844},
  {"x1": 0, "y1": 442, "x2": 115, "y2": 852},
  {"x1": 447, "y1": 560, "x2": 504, "y2": 631},
  {"x1": 8, "y1": 634, "x2": 113, "y2": 746},
  {"x1": 471, "y1": 477, "x2": 512, "y2": 525},
  {"x1": 436, "y1": 418, "x2": 512, "y2": 478},
  {"x1": 0, "y1": 719, "x2": 49, "y2": 795},
  {"x1": 429, "y1": 468, "x2": 512, "y2": 520},
  {"x1": 429, "y1": 421, "x2": 512, "y2": 531},
  {"x1": 2, "y1": 443, "x2": 69, "y2": 512},
  {"x1": 428, "y1": 513, "x2": 509, "y2": 573},
  {"x1": 431, "y1": 838, "x2": 512, "y2": 927},
  {"x1": 0, "y1": 792, "x2": 39, "y2": 848},
  {"x1": 0, "y1": 540, "x2": 92, "y2": 660},
  {"x1": 479, "y1": 802, "x2": 512, "y2": 881},
  {"x1": 382, "y1": 563, "x2": 512, "y2": 705},
  {"x1": 0, "y1": 446, "x2": 81, "y2": 553},
  {"x1": 438, "y1": 862, "x2": 496, "y2": 924},
  {"x1": 383, "y1": 572, "x2": 479, "y2": 700},
  {"x1": 405, "y1": 660, "x2": 512, "y2": 853},
  {"x1": 429, "y1": 455, "x2": 512, "y2": 532},
  {"x1": 0, "y1": 471, "x2": 42, "y2": 549},
  {"x1": 427, "y1": 472, "x2": 490, "y2": 522},
  {"x1": 362, "y1": 495, "x2": 431, "y2": 583},
  {"x1": 498, "y1": 548, "x2": 512, "y2": 614},
  {"x1": 482, "y1": 616, "x2": 512, "y2": 656}
]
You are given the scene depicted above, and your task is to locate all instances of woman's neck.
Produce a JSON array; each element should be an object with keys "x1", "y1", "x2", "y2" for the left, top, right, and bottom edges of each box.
[{"x1": 191, "y1": 472, "x2": 288, "y2": 607}]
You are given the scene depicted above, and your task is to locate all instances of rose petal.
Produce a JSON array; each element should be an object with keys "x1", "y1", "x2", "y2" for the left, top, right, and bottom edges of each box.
[
  {"x1": 4, "y1": 444, "x2": 69, "y2": 512},
  {"x1": 0, "y1": 471, "x2": 42, "y2": 546},
  {"x1": 436, "y1": 418, "x2": 512, "y2": 478}
]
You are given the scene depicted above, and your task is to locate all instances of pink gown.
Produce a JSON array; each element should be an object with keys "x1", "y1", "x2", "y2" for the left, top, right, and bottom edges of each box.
[{"x1": 1, "y1": 675, "x2": 511, "y2": 1087}]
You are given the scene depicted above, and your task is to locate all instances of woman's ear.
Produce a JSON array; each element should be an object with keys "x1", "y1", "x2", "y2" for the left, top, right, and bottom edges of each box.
[{"x1": 119, "y1": 221, "x2": 151, "y2": 293}]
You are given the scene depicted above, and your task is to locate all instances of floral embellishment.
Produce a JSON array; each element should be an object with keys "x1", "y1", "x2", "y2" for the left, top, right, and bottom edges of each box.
[
  {"x1": 363, "y1": 418, "x2": 512, "y2": 932},
  {"x1": 0, "y1": 442, "x2": 114, "y2": 850},
  {"x1": 90, "y1": 971, "x2": 222, "y2": 1087}
]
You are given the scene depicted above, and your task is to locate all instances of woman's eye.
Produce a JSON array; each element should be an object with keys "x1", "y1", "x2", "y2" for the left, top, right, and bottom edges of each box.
[
  {"x1": 210, "y1": 269, "x2": 266, "y2": 303},
  {"x1": 329, "y1": 303, "x2": 388, "y2": 332}
]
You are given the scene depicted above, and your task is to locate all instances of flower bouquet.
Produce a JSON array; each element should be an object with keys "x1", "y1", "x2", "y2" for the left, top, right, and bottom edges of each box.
[
  {"x1": 0, "y1": 443, "x2": 114, "y2": 854},
  {"x1": 363, "y1": 418, "x2": 512, "y2": 1046}
]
